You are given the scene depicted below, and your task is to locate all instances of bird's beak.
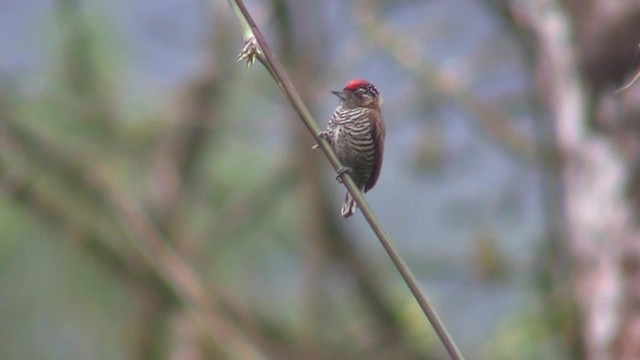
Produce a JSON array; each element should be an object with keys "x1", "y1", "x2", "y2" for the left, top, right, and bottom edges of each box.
[{"x1": 331, "y1": 90, "x2": 346, "y2": 100}]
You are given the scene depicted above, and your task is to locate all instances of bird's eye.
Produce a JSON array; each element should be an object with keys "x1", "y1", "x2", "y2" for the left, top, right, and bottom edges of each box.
[{"x1": 355, "y1": 88, "x2": 365, "y2": 95}]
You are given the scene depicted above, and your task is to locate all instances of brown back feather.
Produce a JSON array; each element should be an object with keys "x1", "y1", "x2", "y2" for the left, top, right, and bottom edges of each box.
[{"x1": 364, "y1": 110, "x2": 385, "y2": 192}]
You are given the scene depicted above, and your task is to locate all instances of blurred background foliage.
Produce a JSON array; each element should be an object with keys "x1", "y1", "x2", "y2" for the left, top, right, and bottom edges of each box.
[{"x1": 1, "y1": 0, "x2": 640, "y2": 359}]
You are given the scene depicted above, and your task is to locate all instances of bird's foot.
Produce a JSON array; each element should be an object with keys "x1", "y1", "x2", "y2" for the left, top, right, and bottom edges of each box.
[
  {"x1": 335, "y1": 167, "x2": 352, "y2": 183},
  {"x1": 312, "y1": 131, "x2": 329, "y2": 150}
]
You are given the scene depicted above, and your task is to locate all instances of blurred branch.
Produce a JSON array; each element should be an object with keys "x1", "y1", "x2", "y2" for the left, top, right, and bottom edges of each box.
[
  {"x1": 99, "y1": 171, "x2": 269, "y2": 360},
  {"x1": 56, "y1": 0, "x2": 116, "y2": 136},
  {"x1": 150, "y1": 46, "x2": 222, "y2": 242},
  {"x1": 205, "y1": 161, "x2": 297, "y2": 246},
  {"x1": 0, "y1": 117, "x2": 169, "y2": 306},
  {"x1": 165, "y1": 74, "x2": 219, "y2": 185},
  {"x1": 144, "y1": 15, "x2": 225, "y2": 358},
  {"x1": 485, "y1": 0, "x2": 581, "y2": 356},
  {"x1": 513, "y1": 0, "x2": 640, "y2": 358},
  {"x1": 0, "y1": 91, "x2": 270, "y2": 359},
  {"x1": 0, "y1": 167, "x2": 182, "y2": 358},
  {"x1": 0, "y1": 111, "x2": 105, "y2": 204},
  {"x1": 0, "y1": 157, "x2": 152, "y2": 291},
  {"x1": 226, "y1": 1, "x2": 464, "y2": 359}
]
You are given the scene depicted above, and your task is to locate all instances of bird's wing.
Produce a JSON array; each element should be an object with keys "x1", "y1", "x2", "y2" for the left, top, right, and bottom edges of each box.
[{"x1": 364, "y1": 110, "x2": 385, "y2": 192}]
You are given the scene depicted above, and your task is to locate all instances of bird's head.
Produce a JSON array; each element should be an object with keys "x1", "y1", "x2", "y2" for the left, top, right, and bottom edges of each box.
[{"x1": 332, "y1": 79, "x2": 382, "y2": 109}]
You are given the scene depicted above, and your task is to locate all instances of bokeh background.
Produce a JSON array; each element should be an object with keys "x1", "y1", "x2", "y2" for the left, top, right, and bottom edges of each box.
[{"x1": 1, "y1": 0, "x2": 640, "y2": 359}]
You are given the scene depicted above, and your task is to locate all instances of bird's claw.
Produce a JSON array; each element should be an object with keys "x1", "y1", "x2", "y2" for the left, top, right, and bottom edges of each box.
[
  {"x1": 312, "y1": 131, "x2": 329, "y2": 150},
  {"x1": 335, "y1": 167, "x2": 352, "y2": 182}
]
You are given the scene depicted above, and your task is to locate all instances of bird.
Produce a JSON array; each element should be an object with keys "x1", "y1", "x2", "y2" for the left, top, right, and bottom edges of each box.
[{"x1": 318, "y1": 79, "x2": 385, "y2": 218}]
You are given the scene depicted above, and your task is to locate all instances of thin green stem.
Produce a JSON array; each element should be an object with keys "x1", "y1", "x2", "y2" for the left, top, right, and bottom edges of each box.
[{"x1": 227, "y1": 1, "x2": 464, "y2": 359}]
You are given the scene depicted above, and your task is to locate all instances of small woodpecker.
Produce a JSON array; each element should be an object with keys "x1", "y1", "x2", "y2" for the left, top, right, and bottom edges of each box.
[{"x1": 319, "y1": 79, "x2": 386, "y2": 218}]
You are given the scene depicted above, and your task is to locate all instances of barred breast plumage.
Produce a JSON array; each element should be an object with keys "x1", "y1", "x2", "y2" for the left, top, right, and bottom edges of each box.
[{"x1": 327, "y1": 106, "x2": 377, "y2": 189}]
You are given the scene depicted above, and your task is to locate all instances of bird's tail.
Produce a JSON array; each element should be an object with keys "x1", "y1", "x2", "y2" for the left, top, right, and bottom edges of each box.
[{"x1": 341, "y1": 191, "x2": 358, "y2": 218}]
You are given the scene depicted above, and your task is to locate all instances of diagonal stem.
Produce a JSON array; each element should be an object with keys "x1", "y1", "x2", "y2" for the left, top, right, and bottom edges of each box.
[{"x1": 226, "y1": 1, "x2": 464, "y2": 359}]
